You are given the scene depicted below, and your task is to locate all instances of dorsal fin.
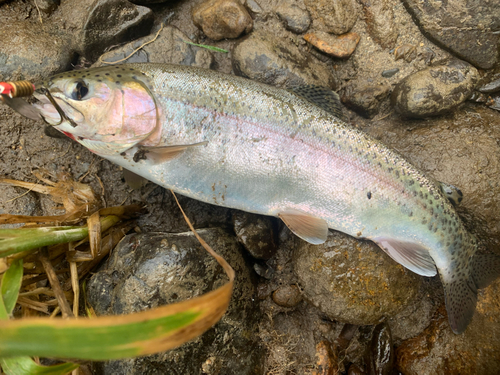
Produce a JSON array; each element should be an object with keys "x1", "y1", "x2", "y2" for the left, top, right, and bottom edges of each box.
[
  {"x1": 372, "y1": 237, "x2": 437, "y2": 277},
  {"x1": 278, "y1": 208, "x2": 329, "y2": 245},
  {"x1": 438, "y1": 181, "x2": 463, "y2": 206},
  {"x1": 288, "y1": 85, "x2": 345, "y2": 120}
]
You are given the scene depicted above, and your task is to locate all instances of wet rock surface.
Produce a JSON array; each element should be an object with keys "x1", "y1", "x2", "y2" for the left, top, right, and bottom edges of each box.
[
  {"x1": 293, "y1": 231, "x2": 423, "y2": 326},
  {"x1": 391, "y1": 59, "x2": 479, "y2": 118},
  {"x1": 341, "y1": 81, "x2": 391, "y2": 118},
  {"x1": 361, "y1": 0, "x2": 398, "y2": 49},
  {"x1": 192, "y1": 0, "x2": 253, "y2": 41},
  {"x1": 232, "y1": 30, "x2": 337, "y2": 88},
  {"x1": 396, "y1": 279, "x2": 500, "y2": 375},
  {"x1": 87, "y1": 229, "x2": 264, "y2": 374},
  {"x1": 233, "y1": 211, "x2": 278, "y2": 260},
  {"x1": 401, "y1": 0, "x2": 500, "y2": 69}
]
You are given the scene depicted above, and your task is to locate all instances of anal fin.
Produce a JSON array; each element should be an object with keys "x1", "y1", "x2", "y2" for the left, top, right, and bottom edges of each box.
[
  {"x1": 372, "y1": 237, "x2": 437, "y2": 277},
  {"x1": 278, "y1": 209, "x2": 329, "y2": 245}
]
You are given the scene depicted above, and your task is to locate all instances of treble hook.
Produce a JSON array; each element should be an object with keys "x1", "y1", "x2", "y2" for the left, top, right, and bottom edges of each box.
[{"x1": 38, "y1": 87, "x2": 78, "y2": 128}]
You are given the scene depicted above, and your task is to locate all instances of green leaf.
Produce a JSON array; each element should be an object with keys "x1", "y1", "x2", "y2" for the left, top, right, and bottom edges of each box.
[
  {"x1": 0, "y1": 259, "x2": 23, "y2": 317},
  {"x1": 183, "y1": 41, "x2": 229, "y2": 53},
  {"x1": 0, "y1": 282, "x2": 233, "y2": 360},
  {"x1": 1, "y1": 357, "x2": 78, "y2": 375},
  {"x1": 0, "y1": 216, "x2": 120, "y2": 257}
]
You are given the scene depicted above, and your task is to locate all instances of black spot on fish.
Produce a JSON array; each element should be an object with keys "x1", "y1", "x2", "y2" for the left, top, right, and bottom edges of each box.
[
  {"x1": 105, "y1": 73, "x2": 110, "y2": 76},
  {"x1": 95, "y1": 74, "x2": 100, "y2": 77},
  {"x1": 97, "y1": 80, "x2": 102, "y2": 82},
  {"x1": 367, "y1": 191, "x2": 372, "y2": 199},
  {"x1": 115, "y1": 81, "x2": 120, "y2": 85},
  {"x1": 117, "y1": 75, "x2": 122, "y2": 78},
  {"x1": 409, "y1": 211, "x2": 413, "y2": 217}
]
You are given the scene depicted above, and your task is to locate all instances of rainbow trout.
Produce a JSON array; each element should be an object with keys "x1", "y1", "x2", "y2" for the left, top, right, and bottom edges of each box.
[{"x1": 31, "y1": 63, "x2": 499, "y2": 333}]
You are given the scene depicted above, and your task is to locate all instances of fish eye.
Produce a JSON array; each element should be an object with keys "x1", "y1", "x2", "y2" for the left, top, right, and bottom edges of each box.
[{"x1": 72, "y1": 81, "x2": 89, "y2": 100}]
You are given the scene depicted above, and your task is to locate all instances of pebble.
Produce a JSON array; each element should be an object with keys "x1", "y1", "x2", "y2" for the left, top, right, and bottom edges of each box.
[
  {"x1": 232, "y1": 30, "x2": 337, "y2": 88},
  {"x1": 360, "y1": 0, "x2": 398, "y2": 49},
  {"x1": 233, "y1": 211, "x2": 278, "y2": 260},
  {"x1": 486, "y1": 95, "x2": 500, "y2": 112},
  {"x1": 87, "y1": 229, "x2": 264, "y2": 374},
  {"x1": 400, "y1": 0, "x2": 500, "y2": 69},
  {"x1": 381, "y1": 68, "x2": 399, "y2": 78},
  {"x1": 293, "y1": 231, "x2": 422, "y2": 325},
  {"x1": 128, "y1": 0, "x2": 170, "y2": 4},
  {"x1": 394, "y1": 44, "x2": 417, "y2": 62},
  {"x1": 304, "y1": 0, "x2": 359, "y2": 35},
  {"x1": 391, "y1": 59, "x2": 479, "y2": 118},
  {"x1": 396, "y1": 280, "x2": 500, "y2": 374},
  {"x1": 341, "y1": 81, "x2": 391, "y2": 118},
  {"x1": 478, "y1": 74, "x2": 500, "y2": 94},
  {"x1": 272, "y1": 285, "x2": 302, "y2": 308},
  {"x1": 192, "y1": 0, "x2": 253, "y2": 41},
  {"x1": 276, "y1": 1, "x2": 311, "y2": 34},
  {"x1": 312, "y1": 340, "x2": 335, "y2": 375},
  {"x1": 36, "y1": 0, "x2": 59, "y2": 14},
  {"x1": 365, "y1": 321, "x2": 394, "y2": 375},
  {"x1": 94, "y1": 25, "x2": 214, "y2": 69},
  {"x1": 61, "y1": 0, "x2": 154, "y2": 60},
  {"x1": 304, "y1": 31, "x2": 360, "y2": 58}
]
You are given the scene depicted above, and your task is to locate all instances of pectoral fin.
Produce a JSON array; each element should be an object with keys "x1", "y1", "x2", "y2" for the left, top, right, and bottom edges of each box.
[
  {"x1": 279, "y1": 209, "x2": 329, "y2": 244},
  {"x1": 373, "y1": 237, "x2": 437, "y2": 277},
  {"x1": 134, "y1": 141, "x2": 208, "y2": 163}
]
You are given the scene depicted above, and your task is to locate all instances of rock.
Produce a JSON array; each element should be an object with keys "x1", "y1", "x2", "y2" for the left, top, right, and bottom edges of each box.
[
  {"x1": 36, "y1": 0, "x2": 59, "y2": 14},
  {"x1": 365, "y1": 321, "x2": 394, "y2": 375},
  {"x1": 272, "y1": 285, "x2": 302, "y2": 307},
  {"x1": 232, "y1": 211, "x2": 278, "y2": 260},
  {"x1": 0, "y1": 21, "x2": 73, "y2": 82},
  {"x1": 304, "y1": 0, "x2": 359, "y2": 35},
  {"x1": 304, "y1": 31, "x2": 360, "y2": 59},
  {"x1": 61, "y1": 0, "x2": 154, "y2": 60},
  {"x1": 400, "y1": 0, "x2": 500, "y2": 69},
  {"x1": 95, "y1": 25, "x2": 214, "y2": 69},
  {"x1": 232, "y1": 30, "x2": 337, "y2": 88},
  {"x1": 391, "y1": 59, "x2": 479, "y2": 118},
  {"x1": 396, "y1": 279, "x2": 500, "y2": 375},
  {"x1": 192, "y1": 0, "x2": 253, "y2": 41},
  {"x1": 393, "y1": 44, "x2": 417, "y2": 63},
  {"x1": 293, "y1": 231, "x2": 422, "y2": 325},
  {"x1": 381, "y1": 68, "x2": 399, "y2": 78},
  {"x1": 478, "y1": 74, "x2": 500, "y2": 94},
  {"x1": 341, "y1": 81, "x2": 391, "y2": 118},
  {"x1": 128, "y1": 0, "x2": 169, "y2": 4},
  {"x1": 87, "y1": 229, "x2": 264, "y2": 374},
  {"x1": 360, "y1": 0, "x2": 398, "y2": 49},
  {"x1": 486, "y1": 95, "x2": 500, "y2": 111},
  {"x1": 276, "y1": 1, "x2": 311, "y2": 34},
  {"x1": 244, "y1": 0, "x2": 263, "y2": 15}
]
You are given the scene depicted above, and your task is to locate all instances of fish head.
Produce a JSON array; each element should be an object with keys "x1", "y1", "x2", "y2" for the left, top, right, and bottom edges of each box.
[{"x1": 34, "y1": 65, "x2": 160, "y2": 155}]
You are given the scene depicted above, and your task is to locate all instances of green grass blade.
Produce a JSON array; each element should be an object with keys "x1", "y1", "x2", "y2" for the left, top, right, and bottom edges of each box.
[
  {"x1": 0, "y1": 216, "x2": 120, "y2": 257},
  {"x1": 0, "y1": 283, "x2": 232, "y2": 360},
  {"x1": 0, "y1": 357, "x2": 78, "y2": 375},
  {"x1": 183, "y1": 41, "x2": 229, "y2": 53},
  {"x1": 1, "y1": 259, "x2": 23, "y2": 316}
]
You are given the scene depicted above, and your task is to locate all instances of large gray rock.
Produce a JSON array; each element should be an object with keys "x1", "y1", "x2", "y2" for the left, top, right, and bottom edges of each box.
[
  {"x1": 391, "y1": 59, "x2": 479, "y2": 118},
  {"x1": 61, "y1": 0, "x2": 153, "y2": 60},
  {"x1": 232, "y1": 30, "x2": 337, "y2": 88},
  {"x1": 293, "y1": 231, "x2": 424, "y2": 326},
  {"x1": 94, "y1": 25, "x2": 214, "y2": 69},
  {"x1": 401, "y1": 0, "x2": 500, "y2": 69},
  {"x1": 87, "y1": 229, "x2": 263, "y2": 374},
  {"x1": 0, "y1": 21, "x2": 73, "y2": 81}
]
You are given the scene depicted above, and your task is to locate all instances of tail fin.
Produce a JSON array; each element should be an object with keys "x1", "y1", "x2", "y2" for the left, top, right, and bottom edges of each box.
[{"x1": 442, "y1": 252, "x2": 500, "y2": 334}]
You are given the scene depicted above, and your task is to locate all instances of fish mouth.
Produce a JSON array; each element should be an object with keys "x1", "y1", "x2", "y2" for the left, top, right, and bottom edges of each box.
[{"x1": 33, "y1": 88, "x2": 83, "y2": 128}]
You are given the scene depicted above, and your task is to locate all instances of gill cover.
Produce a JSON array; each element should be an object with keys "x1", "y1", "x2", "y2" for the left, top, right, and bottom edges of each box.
[{"x1": 35, "y1": 66, "x2": 159, "y2": 155}]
